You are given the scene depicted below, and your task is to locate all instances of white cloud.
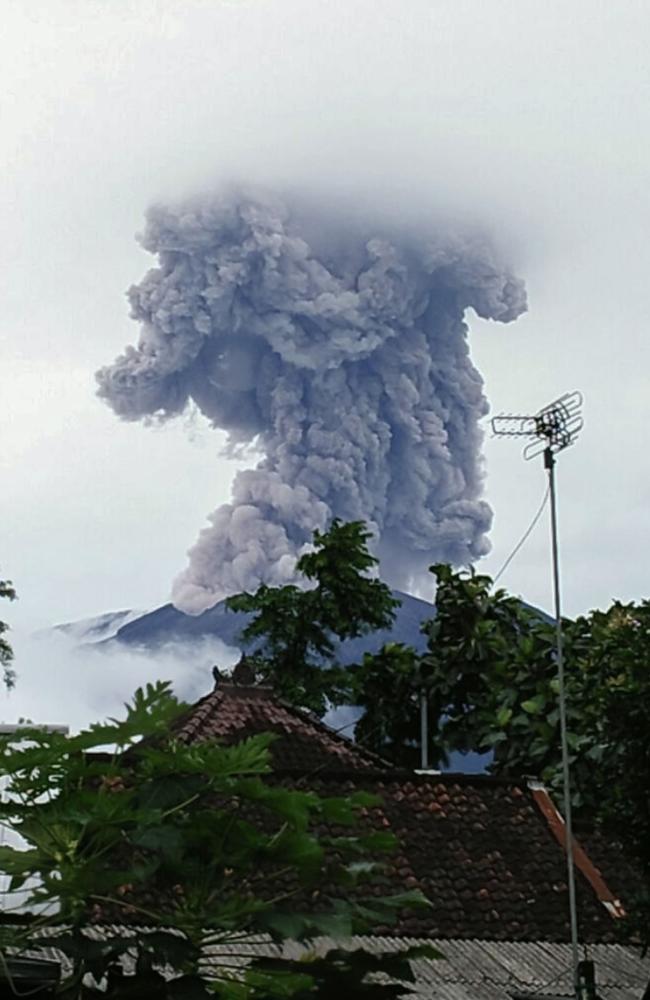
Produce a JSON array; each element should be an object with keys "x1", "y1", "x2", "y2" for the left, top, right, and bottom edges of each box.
[{"x1": 1, "y1": 628, "x2": 239, "y2": 733}]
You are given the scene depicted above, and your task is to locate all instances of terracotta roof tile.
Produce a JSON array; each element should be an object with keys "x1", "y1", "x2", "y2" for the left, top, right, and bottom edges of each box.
[
  {"x1": 174, "y1": 680, "x2": 389, "y2": 773},
  {"x1": 173, "y1": 679, "x2": 636, "y2": 943}
]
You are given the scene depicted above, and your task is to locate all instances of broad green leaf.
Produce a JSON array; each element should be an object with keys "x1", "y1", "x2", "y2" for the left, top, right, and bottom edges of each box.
[
  {"x1": 496, "y1": 707, "x2": 513, "y2": 727},
  {"x1": 521, "y1": 695, "x2": 546, "y2": 715}
]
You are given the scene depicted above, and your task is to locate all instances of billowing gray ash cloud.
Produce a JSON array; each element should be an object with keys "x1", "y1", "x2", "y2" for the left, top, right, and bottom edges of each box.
[{"x1": 97, "y1": 191, "x2": 526, "y2": 614}]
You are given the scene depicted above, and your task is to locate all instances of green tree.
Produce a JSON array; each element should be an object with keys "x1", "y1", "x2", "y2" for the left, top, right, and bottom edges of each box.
[
  {"x1": 355, "y1": 564, "x2": 557, "y2": 769},
  {"x1": 356, "y1": 562, "x2": 650, "y2": 945},
  {"x1": 352, "y1": 643, "x2": 424, "y2": 768},
  {"x1": 227, "y1": 520, "x2": 398, "y2": 715},
  {"x1": 0, "y1": 572, "x2": 17, "y2": 690},
  {"x1": 0, "y1": 681, "x2": 436, "y2": 998}
]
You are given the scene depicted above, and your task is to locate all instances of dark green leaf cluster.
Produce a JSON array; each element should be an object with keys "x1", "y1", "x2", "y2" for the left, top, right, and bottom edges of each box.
[
  {"x1": 0, "y1": 681, "x2": 433, "y2": 998},
  {"x1": 355, "y1": 564, "x2": 557, "y2": 769},
  {"x1": 564, "y1": 603, "x2": 650, "y2": 885},
  {"x1": 353, "y1": 562, "x2": 650, "y2": 947},
  {"x1": 0, "y1": 572, "x2": 17, "y2": 690},
  {"x1": 353, "y1": 643, "x2": 423, "y2": 768},
  {"x1": 227, "y1": 520, "x2": 398, "y2": 715}
]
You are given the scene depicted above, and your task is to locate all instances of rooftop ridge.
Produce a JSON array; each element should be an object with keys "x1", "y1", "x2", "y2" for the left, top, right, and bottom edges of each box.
[
  {"x1": 244, "y1": 766, "x2": 539, "y2": 786},
  {"x1": 271, "y1": 694, "x2": 392, "y2": 770},
  {"x1": 175, "y1": 679, "x2": 390, "y2": 772}
]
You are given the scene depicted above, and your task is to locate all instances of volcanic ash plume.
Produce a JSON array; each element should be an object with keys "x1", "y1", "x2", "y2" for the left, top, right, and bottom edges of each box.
[{"x1": 96, "y1": 192, "x2": 526, "y2": 613}]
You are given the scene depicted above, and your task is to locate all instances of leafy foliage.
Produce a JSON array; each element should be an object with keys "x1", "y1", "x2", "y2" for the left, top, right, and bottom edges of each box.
[
  {"x1": 356, "y1": 561, "x2": 650, "y2": 945},
  {"x1": 0, "y1": 681, "x2": 433, "y2": 997},
  {"x1": 562, "y1": 600, "x2": 650, "y2": 935},
  {"x1": 355, "y1": 564, "x2": 557, "y2": 769},
  {"x1": 227, "y1": 520, "x2": 398, "y2": 715},
  {"x1": 0, "y1": 572, "x2": 17, "y2": 690},
  {"x1": 354, "y1": 643, "x2": 424, "y2": 768}
]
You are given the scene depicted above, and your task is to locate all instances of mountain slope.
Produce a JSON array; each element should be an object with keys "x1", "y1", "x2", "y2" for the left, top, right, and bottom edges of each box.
[
  {"x1": 56, "y1": 591, "x2": 501, "y2": 773},
  {"x1": 107, "y1": 588, "x2": 435, "y2": 662}
]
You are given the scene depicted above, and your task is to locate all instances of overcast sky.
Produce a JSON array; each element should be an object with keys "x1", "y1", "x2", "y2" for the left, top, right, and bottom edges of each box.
[{"x1": 2, "y1": 0, "x2": 650, "y2": 722}]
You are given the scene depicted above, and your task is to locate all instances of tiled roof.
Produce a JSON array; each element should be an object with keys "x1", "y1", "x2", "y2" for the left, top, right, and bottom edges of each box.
[
  {"x1": 292, "y1": 772, "x2": 627, "y2": 943},
  {"x1": 576, "y1": 825, "x2": 641, "y2": 920},
  {"x1": 174, "y1": 676, "x2": 634, "y2": 944},
  {"x1": 175, "y1": 678, "x2": 389, "y2": 773}
]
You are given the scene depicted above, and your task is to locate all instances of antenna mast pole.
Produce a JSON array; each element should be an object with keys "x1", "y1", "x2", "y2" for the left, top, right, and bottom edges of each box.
[
  {"x1": 545, "y1": 445, "x2": 579, "y2": 981},
  {"x1": 492, "y1": 391, "x2": 584, "y2": 998}
]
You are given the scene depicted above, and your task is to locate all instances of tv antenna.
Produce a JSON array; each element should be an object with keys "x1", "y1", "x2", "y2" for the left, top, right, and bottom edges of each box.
[{"x1": 492, "y1": 391, "x2": 584, "y2": 997}]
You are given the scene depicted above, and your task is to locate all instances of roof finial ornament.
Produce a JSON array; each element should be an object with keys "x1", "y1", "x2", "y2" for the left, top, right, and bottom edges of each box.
[
  {"x1": 231, "y1": 655, "x2": 256, "y2": 687},
  {"x1": 212, "y1": 665, "x2": 221, "y2": 688}
]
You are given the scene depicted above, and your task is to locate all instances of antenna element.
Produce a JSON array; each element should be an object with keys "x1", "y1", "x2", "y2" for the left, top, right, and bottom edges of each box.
[{"x1": 491, "y1": 390, "x2": 583, "y2": 459}]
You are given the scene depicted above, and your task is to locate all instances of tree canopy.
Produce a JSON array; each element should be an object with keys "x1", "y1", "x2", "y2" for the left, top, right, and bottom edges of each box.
[
  {"x1": 226, "y1": 519, "x2": 398, "y2": 715},
  {"x1": 355, "y1": 563, "x2": 559, "y2": 770},
  {"x1": 0, "y1": 571, "x2": 17, "y2": 690}
]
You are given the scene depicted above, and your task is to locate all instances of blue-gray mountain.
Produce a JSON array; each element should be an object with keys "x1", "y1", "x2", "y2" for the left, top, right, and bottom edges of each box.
[
  {"x1": 99, "y1": 588, "x2": 435, "y2": 660},
  {"x1": 56, "y1": 590, "x2": 496, "y2": 773}
]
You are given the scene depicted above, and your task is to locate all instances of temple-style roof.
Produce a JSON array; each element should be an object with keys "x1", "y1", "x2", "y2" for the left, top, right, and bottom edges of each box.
[{"x1": 175, "y1": 664, "x2": 389, "y2": 773}]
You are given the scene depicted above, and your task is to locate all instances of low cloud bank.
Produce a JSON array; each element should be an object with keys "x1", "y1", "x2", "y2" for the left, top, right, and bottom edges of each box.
[{"x1": 1, "y1": 628, "x2": 240, "y2": 732}]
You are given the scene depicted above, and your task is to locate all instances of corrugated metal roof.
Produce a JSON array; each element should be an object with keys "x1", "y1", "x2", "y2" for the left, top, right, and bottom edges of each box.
[
  {"x1": 203, "y1": 935, "x2": 650, "y2": 998},
  {"x1": 17, "y1": 930, "x2": 650, "y2": 998}
]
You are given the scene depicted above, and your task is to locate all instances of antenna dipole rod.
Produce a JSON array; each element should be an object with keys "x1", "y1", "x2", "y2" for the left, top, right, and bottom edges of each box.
[{"x1": 545, "y1": 447, "x2": 580, "y2": 993}]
